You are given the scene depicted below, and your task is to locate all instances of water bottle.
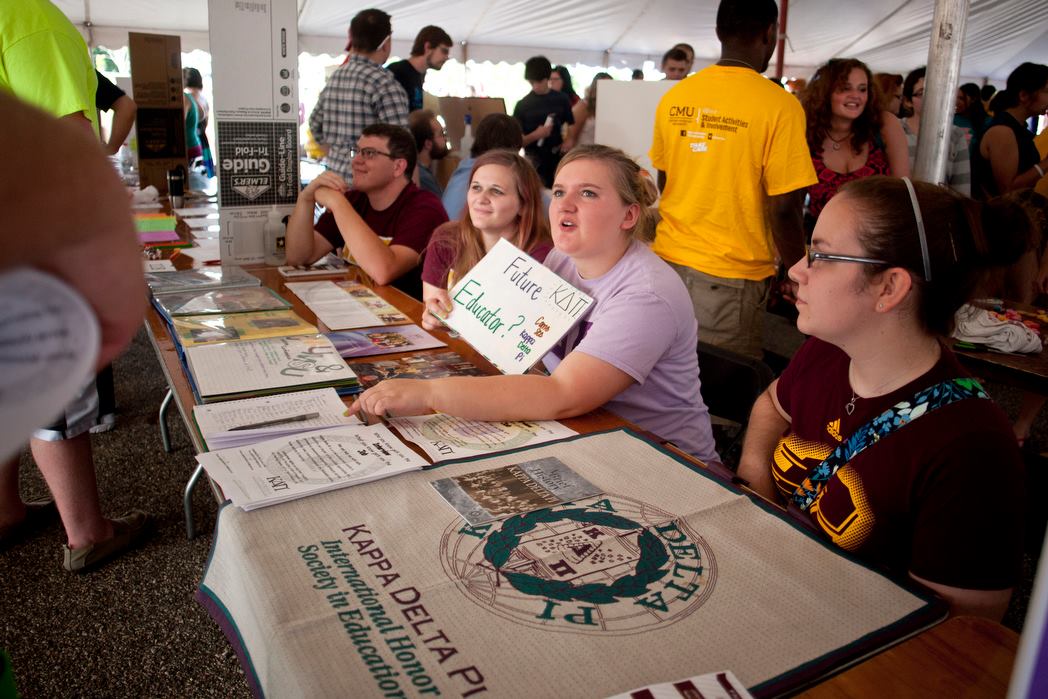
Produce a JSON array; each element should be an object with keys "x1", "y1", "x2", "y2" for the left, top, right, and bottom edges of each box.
[
  {"x1": 459, "y1": 110, "x2": 474, "y2": 158},
  {"x1": 264, "y1": 206, "x2": 287, "y2": 266}
]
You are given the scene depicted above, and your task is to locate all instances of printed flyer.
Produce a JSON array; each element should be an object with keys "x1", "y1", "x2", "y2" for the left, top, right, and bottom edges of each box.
[{"x1": 387, "y1": 414, "x2": 576, "y2": 462}]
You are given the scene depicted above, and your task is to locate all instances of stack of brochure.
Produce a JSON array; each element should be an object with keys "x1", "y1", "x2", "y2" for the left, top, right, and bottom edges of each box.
[
  {"x1": 277, "y1": 253, "x2": 349, "y2": 278},
  {"x1": 145, "y1": 266, "x2": 261, "y2": 296},
  {"x1": 172, "y1": 310, "x2": 317, "y2": 347},
  {"x1": 196, "y1": 423, "x2": 426, "y2": 510},
  {"x1": 153, "y1": 286, "x2": 290, "y2": 319},
  {"x1": 192, "y1": 388, "x2": 359, "y2": 450},
  {"x1": 285, "y1": 280, "x2": 409, "y2": 330},
  {"x1": 184, "y1": 334, "x2": 359, "y2": 403}
]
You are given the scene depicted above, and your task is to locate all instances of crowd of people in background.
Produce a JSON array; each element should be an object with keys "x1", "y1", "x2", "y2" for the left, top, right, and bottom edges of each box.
[
  {"x1": 302, "y1": 0, "x2": 1048, "y2": 624},
  {"x1": 4, "y1": 0, "x2": 1048, "y2": 633}
]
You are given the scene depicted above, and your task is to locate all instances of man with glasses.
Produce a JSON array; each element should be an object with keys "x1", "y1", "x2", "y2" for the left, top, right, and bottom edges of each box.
[
  {"x1": 408, "y1": 109, "x2": 449, "y2": 200},
  {"x1": 309, "y1": 8, "x2": 409, "y2": 183},
  {"x1": 387, "y1": 26, "x2": 453, "y2": 113},
  {"x1": 286, "y1": 124, "x2": 448, "y2": 300}
]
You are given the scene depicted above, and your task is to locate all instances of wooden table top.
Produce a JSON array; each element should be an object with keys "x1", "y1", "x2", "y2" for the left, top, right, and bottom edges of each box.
[
  {"x1": 800, "y1": 616, "x2": 1018, "y2": 698},
  {"x1": 142, "y1": 265, "x2": 629, "y2": 455},
  {"x1": 142, "y1": 264, "x2": 1021, "y2": 698}
]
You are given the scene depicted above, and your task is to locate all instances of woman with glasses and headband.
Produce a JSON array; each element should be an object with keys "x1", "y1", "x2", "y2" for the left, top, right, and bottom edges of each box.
[
  {"x1": 738, "y1": 176, "x2": 1031, "y2": 620},
  {"x1": 800, "y1": 59, "x2": 910, "y2": 232},
  {"x1": 421, "y1": 150, "x2": 552, "y2": 332}
]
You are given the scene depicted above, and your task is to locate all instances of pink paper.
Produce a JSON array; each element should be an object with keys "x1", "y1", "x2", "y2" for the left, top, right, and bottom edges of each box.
[{"x1": 138, "y1": 230, "x2": 181, "y2": 243}]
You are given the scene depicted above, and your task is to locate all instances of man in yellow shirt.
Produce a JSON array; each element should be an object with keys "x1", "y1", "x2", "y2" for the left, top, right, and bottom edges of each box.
[{"x1": 650, "y1": 0, "x2": 815, "y2": 360}]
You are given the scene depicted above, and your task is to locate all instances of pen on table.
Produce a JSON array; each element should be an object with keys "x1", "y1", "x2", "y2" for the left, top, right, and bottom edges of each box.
[{"x1": 227, "y1": 412, "x2": 321, "y2": 431}]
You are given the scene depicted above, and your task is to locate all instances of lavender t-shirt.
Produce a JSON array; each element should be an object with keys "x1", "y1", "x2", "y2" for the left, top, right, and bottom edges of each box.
[{"x1": 542, "y1": 240, "x2": 719, "y2": 464}]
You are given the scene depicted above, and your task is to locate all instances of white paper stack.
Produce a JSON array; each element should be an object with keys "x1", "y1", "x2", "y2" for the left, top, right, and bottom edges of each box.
[
  {"x1": 184, "y1": 334, "x2": 359, "y2": 402},
  {"x1": 196, "y1": 423, "x2": 427, "y2": 510},
  {"x1": 193, "y1": 388, "x2": 360, "y2": 450}
]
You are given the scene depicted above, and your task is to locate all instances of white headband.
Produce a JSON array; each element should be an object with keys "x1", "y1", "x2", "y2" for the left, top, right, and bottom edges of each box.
[{"x1": 902, "y1": 177, "x2": 931, "y2": 281}]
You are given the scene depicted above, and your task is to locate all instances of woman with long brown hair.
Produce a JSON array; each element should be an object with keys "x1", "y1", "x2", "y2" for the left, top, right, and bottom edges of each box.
[
  {"x1": 421, "y1": 150, "x2": 551, "y2": 330},
  {"x1": 801, "y1": 59, "x2": 910, "y2": 229}
]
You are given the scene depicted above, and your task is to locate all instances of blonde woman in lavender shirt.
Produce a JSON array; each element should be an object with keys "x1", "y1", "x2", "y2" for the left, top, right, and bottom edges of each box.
[{"x1": 351, "y1": 145, "x2": 718, "y2": 464}]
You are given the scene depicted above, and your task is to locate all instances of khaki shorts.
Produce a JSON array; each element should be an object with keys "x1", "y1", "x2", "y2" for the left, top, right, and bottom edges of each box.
[
  {"x1": 33, "y1": 366, "x2": 116, "y2": 441},
  {"x1": 668, "y1": 263, "x2": 770, "y2": 361}
]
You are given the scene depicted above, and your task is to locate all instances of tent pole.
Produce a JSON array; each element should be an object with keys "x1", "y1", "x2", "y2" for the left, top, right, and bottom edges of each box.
[
  {"x1": 913, "y1": 0, "x2": 970, "y2": 185},
  {"x1": 774, "y1": 0, "x2": 789, "y2": 79},
  {"x1": 83, "y1": 0, "x2": 95, "y2": 48}
]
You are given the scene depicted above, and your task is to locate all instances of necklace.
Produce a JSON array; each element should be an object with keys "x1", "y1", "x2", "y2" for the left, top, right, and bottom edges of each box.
[
  {"x1": 845, "y1": 363, "x2": 903, "y2": 416},
  {"x1": 827, "y1": 131, "x2": 850, "y2": 151},
  {"x1": 717, "y1": 58, "x2": 759, "y2": 72}
]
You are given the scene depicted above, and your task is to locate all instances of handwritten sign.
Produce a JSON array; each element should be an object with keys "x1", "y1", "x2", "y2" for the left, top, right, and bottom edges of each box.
[{"x1": 442, "y1": 239, "x2": 593, "y2": 374}]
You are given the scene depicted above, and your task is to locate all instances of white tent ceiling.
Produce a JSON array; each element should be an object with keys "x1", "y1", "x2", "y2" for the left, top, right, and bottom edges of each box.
[{"x1": 58, "y1": 0, "x2": 1048, "y2": 82}]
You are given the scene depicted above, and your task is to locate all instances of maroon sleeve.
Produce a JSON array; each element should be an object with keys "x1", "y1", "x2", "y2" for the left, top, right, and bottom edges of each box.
[
  {"x1": 775, "y1": 337, "x2": 827, "y2": 419},
  {"x1": 528, "y1": 240, "x2": 554, "y2": 264},
  {"x1": 314, "y1": 190, "x2": 365, "y2": 250},
  {"x1": 907, "y1": 421, "x2": 1024, "y2": 589},
  {"x1": 390, "y1": 188, "x2": 449, "y2": 254},
  {"x1": 421, "y1": 222, "x2": 460, "y2": 287}
]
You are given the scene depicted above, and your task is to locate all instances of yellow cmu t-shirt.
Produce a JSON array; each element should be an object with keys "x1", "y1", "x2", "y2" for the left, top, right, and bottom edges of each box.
[{"x1": 650, "y1": 66, "x2": 815, "y2": 280}]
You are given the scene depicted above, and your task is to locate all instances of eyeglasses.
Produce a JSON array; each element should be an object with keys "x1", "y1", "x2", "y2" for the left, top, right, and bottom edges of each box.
[
  {"x1": 806, "y1": 246, "x2": 888, "y2": 268},
  {"x1": 351, "y1": 147, "x2": 395, "y2": 161}
]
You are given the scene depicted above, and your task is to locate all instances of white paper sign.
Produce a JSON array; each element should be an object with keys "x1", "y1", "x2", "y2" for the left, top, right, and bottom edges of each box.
[{"x1": 442, "y1": 238, "x2": 593, "y2": 374}]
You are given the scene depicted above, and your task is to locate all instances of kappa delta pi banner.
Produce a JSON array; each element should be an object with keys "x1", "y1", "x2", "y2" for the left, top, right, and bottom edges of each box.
[{"x1": 197, "y1": 429, "x2": 943, "y2": 698}]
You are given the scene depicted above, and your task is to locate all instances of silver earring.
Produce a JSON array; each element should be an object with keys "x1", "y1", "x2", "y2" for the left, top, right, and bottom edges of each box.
[{"x1": 877, "y1": 303, "x2": 884, "y2": 310}]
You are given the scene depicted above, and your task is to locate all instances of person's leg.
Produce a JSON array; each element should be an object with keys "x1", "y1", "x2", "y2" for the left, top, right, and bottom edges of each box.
[
  {"x1": 29, "y1": 433, "x2": 112, "y2": 549},
  {"x1": 1014, "y1": 391, "x2": 1047, "y2": 447},
  {"x1": 0, "y1": 455, "x2": 26, "y2": 528},
  {"x1": 670, "y1": 263, "x2": 767, "y2": 361}
]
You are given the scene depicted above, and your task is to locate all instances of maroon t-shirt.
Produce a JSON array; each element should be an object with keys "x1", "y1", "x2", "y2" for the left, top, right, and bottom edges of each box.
[
  {"x1": 315, "y1": 181, "x2": 448, "y2": 299},
  {"x1": 773, "y1": 337, "x2": 1023, "y2": 589},
  {"x1": 420, "y1": 221, "x2": 553, "y2": 288}
]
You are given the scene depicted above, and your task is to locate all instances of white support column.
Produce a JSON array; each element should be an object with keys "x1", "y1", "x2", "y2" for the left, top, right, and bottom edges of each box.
[{"x1": 913, "y1": 0, "x2": 970, "y2": 185}]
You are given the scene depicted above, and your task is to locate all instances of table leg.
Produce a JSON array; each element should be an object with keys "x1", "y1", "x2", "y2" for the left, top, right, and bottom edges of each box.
[
  {"x1": 184, "y1": 462, "x2": 205, "y2": 540},
  {"x1": 159, "y1": 388, "x2": 173, "y2": 453}
]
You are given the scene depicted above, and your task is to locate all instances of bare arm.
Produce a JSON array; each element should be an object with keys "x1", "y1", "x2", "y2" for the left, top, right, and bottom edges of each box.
[
  {"x1": 736, "y1": 382, "x2": 790, "y2": 502},
  {"x1": 314, "y1": 187, "x2": 420, "y2": 286},
  {"x1": 522, "y1": 120, "x2": 554, "y2": 146},
  {"x1": 657, "y1": 169, "x2": 666, "y2": 193},
  {"x1": 103, "y1": 95, "x2": 137, "y2": 156},
  {"x1": 284, "y1": 171, "x2": 343, "y2": 265},
  {"x1": 350, "y1": 350, "x2": 635, "y2": 421},
  {"x1": 3, "y1": 95, "x2": 145, "y2": 369},
  {"x1": 909, "y1": 573, "x2": 1011, "y2": 621},
  {"x1": 567, "y1": 101, "x2": 588, "y2": 147},
  {"x1": 766, "y1": 189, "x2": 807, "y2": 268},
  {"x1": 981, "y1": 125, "x2": 1048, "y2": 193},
  {"x1": 881, "y1": 112, "x2": 911, "y2": 178},
  {"x1": 421, "y1": 281, "x2": 452, "y2": 331}
]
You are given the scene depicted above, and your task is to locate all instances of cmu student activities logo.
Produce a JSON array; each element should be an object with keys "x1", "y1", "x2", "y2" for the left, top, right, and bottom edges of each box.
[{"x1": 439, "y1": 495, "x2": 716, "y2": 635}]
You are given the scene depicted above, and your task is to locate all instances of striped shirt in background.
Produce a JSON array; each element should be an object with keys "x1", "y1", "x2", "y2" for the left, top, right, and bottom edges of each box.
[
  {"x1": 308, "y1": 54, "x2": 409, "y2": 183},
  {"x1": 901, "y1": 117, "x2": 971, "y2": 197}
]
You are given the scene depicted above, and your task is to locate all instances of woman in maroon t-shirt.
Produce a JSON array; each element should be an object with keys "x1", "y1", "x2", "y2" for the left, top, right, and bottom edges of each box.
[
  {"x1": 800, "y1": 59, "x2": 910, "y2": 230},
  {"x1": 421, "y1": 150, "x2": 551, "y2": 330},
  {"x1": 738, "y1": 176, "x2": 1032, "y2": 620}
]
